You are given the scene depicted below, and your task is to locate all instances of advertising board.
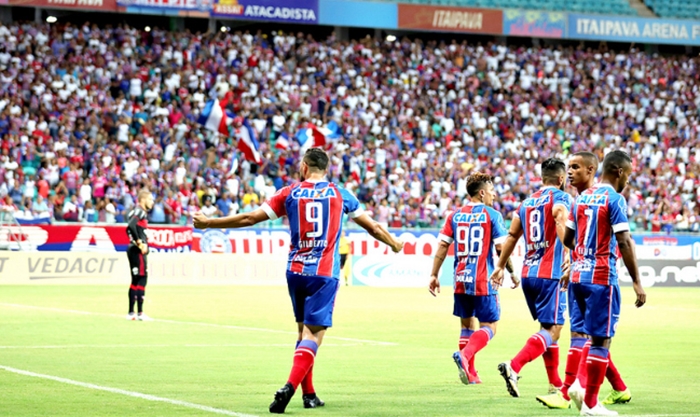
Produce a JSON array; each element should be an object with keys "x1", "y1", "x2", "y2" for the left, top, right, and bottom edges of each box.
[
  {"x1": 503, "y1": 9, "x2": 565, "y2": 38},
  {"x1": 397, "y1": 4, "x2": 503, "y2": 34},
  {"x1": 211, "y1": 0, "x2": 318, "y2": 23},
  {"x1": 568, "y1": 13, "x2": 700, "y2": 45},
  {"x1": 0, "y1": 252, "x2": 287, "y2": 285},
  {"x1": 0, "y1": 225, "x2": 192, "y2": 253}
]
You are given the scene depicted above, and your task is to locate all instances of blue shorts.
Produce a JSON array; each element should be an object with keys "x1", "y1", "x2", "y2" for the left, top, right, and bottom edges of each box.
[
  {"x1": 568, "y1": 284, "x2": 585, "y2": 334},
  {"x1": 522, "y1": 278, "x2": 566, "y2": 326},
  {"x1": 453, "y1": 293, "x2": 500, "y2": 323},
  {"x1": 287, "y1": 272, "x2": 340, "y2": 328},
  {"x1": 570, "y1": 283, "x2": 621, "y2": 338}
]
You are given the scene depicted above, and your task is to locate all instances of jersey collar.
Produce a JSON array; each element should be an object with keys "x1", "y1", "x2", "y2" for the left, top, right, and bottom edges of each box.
[{"x1": 594, "y1": 183, "x2": 616, "y2": 192}]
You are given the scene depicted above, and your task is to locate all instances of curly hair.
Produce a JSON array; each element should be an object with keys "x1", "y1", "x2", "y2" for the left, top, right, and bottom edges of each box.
[{"x1": 466, "y1": 172, "x2": 493, "y2": 197}]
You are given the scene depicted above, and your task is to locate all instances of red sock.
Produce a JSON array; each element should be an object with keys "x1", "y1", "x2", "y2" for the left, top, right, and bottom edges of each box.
[
  {"x1": 511, "y1": 330, "x2": 550, "y2": 373},
  {"x1": 301, "y1": 366, "x2": 315, "y2": 395},
  {"x1": 605, "y1": 353, "x2": 627, "y2": 392},
  {"x1": 543, "y1": 343, "x2": 563, "y2": 388},
  {"x1": 561, "y1": 338, "x2": 586, "y2": 400},
  {"x1": 461, "y1": 327, "x2": 493, "y2": 363},
  {"x1": 459, "y1": 329, "x2": 476, "y2": 374},
  {"x1": 576, "y1": 340, "x2": 591, "y2": 387},
  {"x1": 287, "y1": 340, "x2": 317, "y2": 389},
  {"x1": 584, "y1": 347, "x2": 609, "y2": 409}
]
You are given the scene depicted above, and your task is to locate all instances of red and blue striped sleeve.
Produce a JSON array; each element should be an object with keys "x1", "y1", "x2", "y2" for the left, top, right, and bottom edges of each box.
[
  {"x1": 608, "y1": 193, "x2": 630, "y2": 234},
  {"x1": 490, "y1": 209, "x2": 508, "y2": 245},
  {"x1": 261, "y1": 186, "x2": 291, "y2": 220},
  {"x1": 338, "y1": 188, "x2": 364, "y2": 218},
  {"x1": 554, "y1": 190, "x2": 573, "y2": 211},
  {"x1": 439, "y1": 211, "x2": 455, "y2": 244}
]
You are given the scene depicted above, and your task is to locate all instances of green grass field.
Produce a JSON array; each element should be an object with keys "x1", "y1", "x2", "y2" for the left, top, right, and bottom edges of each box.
[{"x1": 1, "y1": 284, "x2": 699, "y2": 417}]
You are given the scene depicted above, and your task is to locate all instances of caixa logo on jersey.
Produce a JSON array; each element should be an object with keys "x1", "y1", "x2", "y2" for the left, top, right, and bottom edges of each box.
[
  {"x1": 618, "y1": 259, "x2": 700, "y2": 287},
  {"x1": 291, "y1": 187, "x2": 336, "y2": 199}
]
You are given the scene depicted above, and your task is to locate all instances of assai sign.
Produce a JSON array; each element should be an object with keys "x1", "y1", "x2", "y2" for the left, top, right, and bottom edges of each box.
[{"x1": 211, "y1": 0, "x2": 318, "y2": 23}]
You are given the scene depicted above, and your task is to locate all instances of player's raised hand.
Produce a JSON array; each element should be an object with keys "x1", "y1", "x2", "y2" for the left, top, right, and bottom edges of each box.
[
  {"x1": 490, "y1": 267, "x2": 504, "y2": 291},
  {"x1": 428, "y1": 275, "x2": 440, "y2": 297},
  {"x1": 193, "y1": 212, "x2": 210, "y2": 229},
  {"x1": 633, "y1": 281, "x2": 646, "y2": 308},
  {"x1": 390, "y1": 239, "x2": 404, "y2": 253}
]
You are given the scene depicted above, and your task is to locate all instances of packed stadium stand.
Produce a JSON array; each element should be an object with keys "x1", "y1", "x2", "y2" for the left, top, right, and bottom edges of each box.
[
  {"x1": 363, "y1": 0, "x2": 638, "y2": 15},
  {"x1": 645, "y1": 0, "x2": 700, "y2": 19},
  {"x1": 0, "y1": 23, "x2": 698, "y2": 234}
]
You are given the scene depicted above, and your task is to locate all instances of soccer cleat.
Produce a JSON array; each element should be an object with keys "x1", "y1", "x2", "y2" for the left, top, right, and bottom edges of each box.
[
  {"x1": 452, "y1": 352, "x2": 478, "y2": 385},
  {"x1": 548, "y1": 384, "x2": 561, "y2": 395},
  {"x1": 580, "y1": 403, "x2": 619, "y2": 416},
  {"x1": 137, "y1": 314, "x2": 153, "y2": 321},
  {"x1": 568, "y1": 380, "x2": 585, "y2": 411},
  {"x1": 269, "y1": 383, "x2": 295, "y2": 414},
  {"x1": 470, "y1": 372, "x2": 482, "y2": 384},
  {"x1": 536, "y1": 390, "x2": 571, "y2": 409},
  {"x1": 302, "y1": 394, "x2": 325, "y2": 409},
  {"x1": 498, "y1": 362, "x2": 521, "y2": 398},
  {"x1": 601, "y1": 388, "x2": 631, "y2": 405},
  {"x1": 126, "y1": 313, "x2": 136, "y2": 320}
]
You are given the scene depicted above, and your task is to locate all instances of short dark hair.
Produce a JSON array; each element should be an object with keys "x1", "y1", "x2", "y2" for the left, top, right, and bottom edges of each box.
[
  {"x1": 467, "y1": 172, "x2": 493, "y2": 197},
  {"x1": 303, "y1": 148, "x2": 329, "y2": 171},
  {"x1": 541, "y1": 158, "x2": 566, "y2": 184},
  {"x1": 573, "y1": 151, "x2": 599, "y2": 170},
  {"x1": 603, "y1": 150, "x2": 632, "y2": 174}
]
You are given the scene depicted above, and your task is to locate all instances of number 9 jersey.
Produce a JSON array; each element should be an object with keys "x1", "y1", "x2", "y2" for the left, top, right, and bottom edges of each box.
[
  {"x1": 439, "y1": 202, "x2": 508, "y2": 296},
  {"x1": 261, "y1": 180, "x2": 364, "y2": 279}
]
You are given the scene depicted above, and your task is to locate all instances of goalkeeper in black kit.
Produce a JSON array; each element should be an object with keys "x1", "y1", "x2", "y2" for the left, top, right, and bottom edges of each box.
[{"x1": 126, "y1": 190, "x2": 154, "y2": 321}]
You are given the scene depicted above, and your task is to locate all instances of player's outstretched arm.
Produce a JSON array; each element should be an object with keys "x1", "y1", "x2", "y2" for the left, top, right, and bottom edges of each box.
[
  {"x1": 491, "y1": 216, "x2": 523, "y2": 291},
  {"x1": 616, "y1": 230, "x2": 646, "y2": 308},
  {"x1": 193, "y1": 208, "x2": 270, "y2": 230},
  {"x1": 429, "y1": 240, "x2": 450, "y2": 296},
  {"x1": 353, "y1": 213, "x2": 403, "y2": 253}
]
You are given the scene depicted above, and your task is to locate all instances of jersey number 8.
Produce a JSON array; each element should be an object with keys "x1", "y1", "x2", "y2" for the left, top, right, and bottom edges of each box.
[
  {"x1": 456, "y1": 226, "x2": 484, "y2": 257},
  {"x1": 529, "y1": 210, "x2": 542, "y2": 242}
]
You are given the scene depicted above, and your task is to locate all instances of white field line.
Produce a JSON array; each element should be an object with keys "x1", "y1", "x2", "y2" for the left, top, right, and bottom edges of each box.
[
  {"x1": 0, "y1": 343, "x2": 358, "y2": 349},
  {"x1": 0, "y1": 302, "x2": 397, "y2": 346},
  {"x1": 532, "y1": 415, "x2": 700, "y2": 417},
  {"x1": 0, "y1": 365, "x2": 258, "y2": 417}
]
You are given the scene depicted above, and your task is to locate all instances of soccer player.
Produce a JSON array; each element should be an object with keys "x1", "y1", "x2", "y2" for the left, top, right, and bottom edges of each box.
[
  {"x1": 125, "y1": 189, "x2": 154, "y2": 321},
  {"x1": 490, "y1": 158, "x2": 571, "y2": 399},
  {"x1": 563, "y1": 150, "x2": 646, "y2": 416},
  {"x1": 429, "y1": 172, "x2": 516, "y2": 385},
  {"x1": 538, "y1": 152, "x2": 632, "y2": 410},
  {"x1": 193, "y1": 148, "x2": 403, "y2": 414}
]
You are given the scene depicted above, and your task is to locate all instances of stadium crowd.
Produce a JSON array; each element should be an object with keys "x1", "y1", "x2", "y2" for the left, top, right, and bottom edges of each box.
[{"x1": 0, "y1": 21, "x2": 699, "y2": 233}]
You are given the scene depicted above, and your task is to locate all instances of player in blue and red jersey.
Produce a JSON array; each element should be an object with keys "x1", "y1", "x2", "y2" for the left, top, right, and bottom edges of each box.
[
  {"x1": 562, "y1": 150, "x2": 646, "y2": 416},
  {"x1": 194, "y1": 148, "x2": 403, "y2": 414},
  {"x1": 537, "y1": 152, "x2": 633, "y2": 411},
  {"x1": 490, "y1": 158, "x2": 571, "y2": 399},
  {"x1": 429, "y1": 172, "x2": 515, "y2": 385}
]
